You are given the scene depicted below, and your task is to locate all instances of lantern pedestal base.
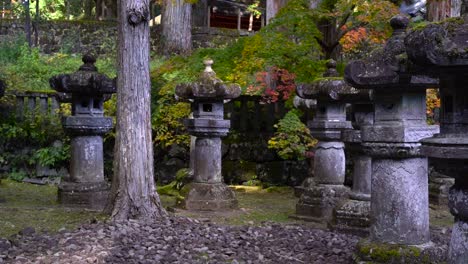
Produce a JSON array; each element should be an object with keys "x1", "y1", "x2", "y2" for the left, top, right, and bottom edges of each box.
[
  {"x1": 58, "y1": 181, "x2": 110, "y2": 211},
  {"x1": 295, "y1": 184, "x2": 349, "y2": 223},
  {"x1": 183, "y1": 182, "x2": 238, "y2": 211}
]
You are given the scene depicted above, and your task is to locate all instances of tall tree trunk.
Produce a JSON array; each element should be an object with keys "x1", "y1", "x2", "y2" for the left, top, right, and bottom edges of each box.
[
  {"x1": 266, "y1": 0, "x2": 288, "y2": 24},
  {"x1": 192, "y1": 0, "x2": 207, "y2": 27},
  {"x1": 162, "y1": 0, "x2": 192, "y2": 55},
  {"x1": 427, "y1": 0, "x2": 451, "y2": 21},
  {"x1": 111, "y1": 0, "x2": 167, "y2": 221},
  {"x1": 427, "y1": 0, "x2": 464, "y2": 20}
]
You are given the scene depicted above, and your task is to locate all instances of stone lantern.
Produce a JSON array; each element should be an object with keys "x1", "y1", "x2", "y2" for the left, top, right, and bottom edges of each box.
[
  {"x1": 175, "y1": 59, "x2": 241, "y2": 211},
  {"x1": 345, "y1": 15, "x2": 439, "y2": 260},
  {"x1": 50, "y1": 55, "x2": 116, "y2": 210},
  {"x1": 294, "y1": 60, "x2": 361, "y2": 223},
  {"x1": 405, "y1": 18, "x2": 468, "y2": 263},
  {"x1": 333, "y1": 94, "x2": 374, "y2": 236}
]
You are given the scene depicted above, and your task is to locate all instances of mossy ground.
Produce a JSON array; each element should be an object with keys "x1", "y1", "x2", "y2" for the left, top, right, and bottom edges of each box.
[
  {"x1": 0, "y1": 179, "x2": 107, "y2": 238},
  {"x1": 0, "y1": 179, "x2": 454, "y2": 239}
]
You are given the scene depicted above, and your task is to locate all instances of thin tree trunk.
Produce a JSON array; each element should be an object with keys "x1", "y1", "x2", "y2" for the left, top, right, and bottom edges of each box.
[
  {"x1": 162, "y1": 0, "x2": 192, "y2": 55},
  {"x1": 84, "y1": 0, "x2": 93, "y2": 19},
  {"x1": 33, "y1": 0, "x2": 39, "y2": 46},
  {"x1": 110, "y1": 0, "x2": 167, "y2": 221},
  {"x1": 266, "y1": 0, "x2": 288, "y2": 24},
  {"x1": 459, "y1": 0, "x2": 467, "y2": 16},
  {"x1": 96, "y1": 0, "x2": 102, "y2": 19},
  {"x1": 24, "y1": 0, "x2": 32, "y2": 47}
]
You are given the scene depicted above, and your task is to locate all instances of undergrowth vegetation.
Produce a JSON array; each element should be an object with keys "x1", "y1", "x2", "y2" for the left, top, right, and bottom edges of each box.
[{"x1": 0, "y1": 40, "x2": 116, "y2": 91}]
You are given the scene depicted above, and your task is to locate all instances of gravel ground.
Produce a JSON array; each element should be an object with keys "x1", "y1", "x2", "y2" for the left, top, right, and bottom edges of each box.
[
  {"x1": 0, "y1": 216, "x2": 452, "y2": 264},
  {"x1": 0, "y1": 216, "x2": 360, "y2": 264}
]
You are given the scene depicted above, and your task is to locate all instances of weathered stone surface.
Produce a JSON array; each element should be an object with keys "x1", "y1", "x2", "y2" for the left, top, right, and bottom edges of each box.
[
  {"x1": 405, "y1": 18, "x2": 468, "y2": 70},
  {"x1": 50, "y1": 55, "x2": 115, "y2": 211},
  {"x1": 314, "y1": 142, "x2": 345, "y2": 184},
  {"x1": 429, "y1": 170, "x2": 454, "y2": 206},
  {"x1": 371, "y1": 158, "x2": 429, "y2": 244},
  {"x1": 407, "y1": 17, "x2": 468, "y2": 264},
  {"x1": 333, "y1": 199, "x2": 370, "y2": 236},
  {"x1": 183, "y1": 183, "x2": 237, "y2": 211},
  {"x1": 176, "y1": 60, "x2": 241, "y2": 211},
  {"x1": 449, "y1": 221, "x2": 468, "y2": 263},
  {"x1": 296, "y1": 184, "x2": 349, "y2": 223},
  {"x1": 69, "y1": 136, "x2": 105, "y2": 183},
  {"x1": 344, "y1": 15, "x2": 437, "y2": 256},
  {"x1": 332, "y1": 101, "x2": 373, "y2": 236},
  {"x1": 58, "y1": 181, "x2": 110, "y2": 211}
]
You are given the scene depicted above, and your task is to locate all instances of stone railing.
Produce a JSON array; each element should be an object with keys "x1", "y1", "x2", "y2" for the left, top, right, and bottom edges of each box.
[
  {"x1": 7, "y1": 91, "x2": 60, "y2": 119},
  {"x1": 225, "y1": 95, "x2": 288, "y2": 135}
]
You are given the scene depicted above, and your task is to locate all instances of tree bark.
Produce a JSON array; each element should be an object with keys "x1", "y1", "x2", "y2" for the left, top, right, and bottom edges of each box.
[
  {"x1": 451, "y1": 0, "x2": 462, "y2": 16},
  {"x1": 84, "y1": 0, "x2": 94, "y2": 19},
  {"x1": 111, "y1": 0, "x2": 167, "y2": 221},
  {"x1": 266, "y1": 0, "x2": 288, "y2": 24},
  {"x1": 192, "y1": 0, "x2": 207, "y2": 27},
  {"x1": 24, "y1": 0, "x2": 32, "y2": 47},
  {"x1": 427, "y1": 0, "x2": 451, "y2": 21},
  {"x1": 96, "y1": 0, "x2": 118, "y2": 20},
  {"x1": 162, "y1": 0, "x2": 192, "y2": 55},
  {"x1": 460, "y1": 0, "x2": 468, "y2": 15}
]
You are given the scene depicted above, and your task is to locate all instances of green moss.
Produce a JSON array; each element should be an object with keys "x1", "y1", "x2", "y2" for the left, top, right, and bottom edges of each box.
[
  {"x1": 264, "y1": 186, "x2": 293, "y2": 194},
  {"x1": 312, "y1": 76, "x2": 344, "y2": 82},
  {"x1": 356, "y1": 240, "x2": 435, "y2": 263}
]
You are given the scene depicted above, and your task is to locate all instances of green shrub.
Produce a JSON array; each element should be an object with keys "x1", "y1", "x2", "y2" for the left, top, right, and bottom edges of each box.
[
  {"x1": 8, "y1": 170, "x2": 27, "y2": 182},
  {"x1": 0, "y1": 110, "x2": 70, "y2": 176},
  {"x1": 268, "y1": 110, "x2": 317, "y2": 160}
]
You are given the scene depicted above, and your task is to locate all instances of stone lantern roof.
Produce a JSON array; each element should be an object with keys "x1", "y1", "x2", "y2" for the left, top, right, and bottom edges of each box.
[
  {"x1": 345, "y1": 15, "x2": 438, "y2": 91},
  {"x1": 49, "y1": 55, "x2": 116, "y2": 96},
  {"x1": 175, "y1": 59, "x2": 241, "y2": 100},
  {"x1": 297, "y1": 60, "x2": 371, "y2": 103},
  {"x1": 405, "y1": 17, "x2": 468, "y2": 74}
]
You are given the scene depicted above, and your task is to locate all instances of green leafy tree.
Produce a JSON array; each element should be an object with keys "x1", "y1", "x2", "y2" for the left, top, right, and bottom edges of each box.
[{"x1": 312, "y1": 0, "x2": 399, "y2": 59}]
